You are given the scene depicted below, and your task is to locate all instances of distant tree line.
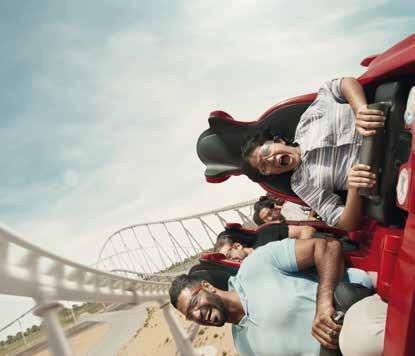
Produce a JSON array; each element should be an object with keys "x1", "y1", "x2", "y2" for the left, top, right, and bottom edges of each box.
[{"x1": 0, "y1": 324, "x2": 40, "y2": 347}]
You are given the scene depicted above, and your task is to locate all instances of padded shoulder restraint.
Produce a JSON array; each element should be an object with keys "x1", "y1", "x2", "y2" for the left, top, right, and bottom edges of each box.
[
  {"x1": 333, "y1": 282, "x2": 375, "y2": 313},
  {"x1": 189, "y1": 258, "x2": 239, "y2": 291},
  {"x1": 360, "y1": 81, "x2": 413, "y2": 226},
  {"x1": 223, "y1": 223, "x2": 257, "y2": 247}
]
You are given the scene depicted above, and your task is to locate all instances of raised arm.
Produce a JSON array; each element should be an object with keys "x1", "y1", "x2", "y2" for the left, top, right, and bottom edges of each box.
[
  {"x1": 340, "y1": 77, "x2": 385, "y2": 136},
  {"x1": 331, "y1": 78, "x2": 381, "y2": 231},
  {"x1": 335, "y1": 163, "x2": 376, "y2": 231},
  {"x1": 288, "y1": 225, "x2": 316, "y2": 240},
  {"x1": 295, "y1": 238, "x2": 344, "y2": 349}
]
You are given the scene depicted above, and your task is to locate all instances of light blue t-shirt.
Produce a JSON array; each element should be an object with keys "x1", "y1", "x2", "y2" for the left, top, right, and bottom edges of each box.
[{"x1": 229, "y1": 239, "x2": 373, "y2": 356}]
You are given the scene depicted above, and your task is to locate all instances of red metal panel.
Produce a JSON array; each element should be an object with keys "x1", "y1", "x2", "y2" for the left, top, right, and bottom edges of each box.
[
  {"x1": 377, "y1": 233, "x2": 402, "y2": 300},
  {"x1": 205, "y1": 175, "x2": 230, "y2": 183},
  {"x1": 259, "y1": 183, "x2": 306, "y2": 205},
  {"x1": 358, "y1": 34, "x2": 415, "y2": 84},
  {"x1": 200, "y1": 35, "x2": 415, "y2": 354},
  {"x1": 383, "y1": 215, "x2": 415, "y2": 356},
  {"x1": 200, "y1": 252, "x2": 241, "y2": 268}
]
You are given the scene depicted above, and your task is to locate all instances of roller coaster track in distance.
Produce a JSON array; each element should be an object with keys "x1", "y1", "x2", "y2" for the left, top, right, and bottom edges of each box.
[{"x1": 0, "y1": 198, "x2": 257, "y2": 356}]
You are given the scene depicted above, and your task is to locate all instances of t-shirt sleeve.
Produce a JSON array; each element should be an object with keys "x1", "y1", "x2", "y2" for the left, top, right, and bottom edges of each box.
[
  {"x1": 344, "y1": 268, "x2": 374, "y2": 289},
  {"x1": 293, "y1": 183, "x2": 344, "y2": 227},
  {"x1": 317, "y1": 78, "x2": 347, "y2": 104},
  {"x1": 255, "y1": 223, "x2": 289, "y2": 248},
  {"x1": 268, "y1": 239, "x2": 298, "y2": 273}
]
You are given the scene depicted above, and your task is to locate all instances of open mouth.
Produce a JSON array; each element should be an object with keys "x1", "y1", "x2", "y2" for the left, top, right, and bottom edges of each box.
[
  {"x1": 207, "y1": 308, "x2": 212, "y2": 323},
  {"x1": 278, "y1": 154, "x2": 291, "y2": 167}
]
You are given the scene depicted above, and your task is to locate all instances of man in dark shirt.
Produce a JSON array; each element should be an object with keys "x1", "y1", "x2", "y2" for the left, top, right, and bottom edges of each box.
[
  {"x1": 213, "y1": 222, "x2": 315, "y2": 262},
  {"x1": 253, "y1": 195, "x2": 286, "y2": 224}
]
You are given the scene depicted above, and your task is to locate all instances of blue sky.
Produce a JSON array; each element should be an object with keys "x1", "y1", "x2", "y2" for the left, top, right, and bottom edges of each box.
[{"x1": 0, "y1": 0, "x2": 413, "y2": 340}]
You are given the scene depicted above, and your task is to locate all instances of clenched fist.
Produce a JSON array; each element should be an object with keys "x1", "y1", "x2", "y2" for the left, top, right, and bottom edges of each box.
[
  {"x1": 347, "y1": 164, "x2": 376, "y2": 189},
  {"x1": 355, "y1": 105, "x2": 385, "y2": 136}
]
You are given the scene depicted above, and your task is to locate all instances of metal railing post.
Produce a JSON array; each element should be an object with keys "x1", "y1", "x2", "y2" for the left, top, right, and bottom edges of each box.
[
  {"x1": 160, "y1": 302, "x2": 200, "y2": 356},
  {"x1": 34, "y1": 302, "x2": 72, "y2": 356}
]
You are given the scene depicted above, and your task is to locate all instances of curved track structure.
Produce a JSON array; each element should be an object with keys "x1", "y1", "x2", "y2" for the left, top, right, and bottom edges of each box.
[
  {"x1": 0, "y1": 199, "x2": 257, "y2": 356},
  {"x1": 95, "y1": 199, "x2": 256, "y2": 274}
]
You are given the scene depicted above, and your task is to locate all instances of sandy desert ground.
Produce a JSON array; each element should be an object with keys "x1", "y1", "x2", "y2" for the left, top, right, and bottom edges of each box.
[
  {"x1": 32, "y1": 323, "x2": 110, "y2": 356},
  {"x1": 119, "y1": 305, "x2": 238, "y2": 356},
  {"x1": 27, "y1": 304, "x2": 236, "y2": 356}
]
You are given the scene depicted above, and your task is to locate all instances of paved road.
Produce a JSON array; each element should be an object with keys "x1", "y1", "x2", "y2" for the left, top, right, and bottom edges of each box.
[
  {"x1": 15, "y1": 322, "x2": 100, "y2": 356},
  {"x1": 81, "y1": 305, "x2": 148, "y2": 356}
]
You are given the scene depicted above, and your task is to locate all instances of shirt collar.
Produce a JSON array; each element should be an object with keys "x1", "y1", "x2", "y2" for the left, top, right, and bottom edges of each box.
[{"x1": 228, "y1": 276, "x2": 249, "y2": 328}]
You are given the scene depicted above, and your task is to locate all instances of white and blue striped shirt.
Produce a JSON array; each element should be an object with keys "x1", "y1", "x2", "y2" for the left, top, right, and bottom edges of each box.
[{"x1": 291, "y1": 78, "x2": 362, "y2": 226}]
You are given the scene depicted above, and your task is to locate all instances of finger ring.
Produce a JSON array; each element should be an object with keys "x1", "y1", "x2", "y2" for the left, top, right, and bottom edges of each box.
[{"x1": 327, "y1": 330, "x2": 335, "y2": 337}]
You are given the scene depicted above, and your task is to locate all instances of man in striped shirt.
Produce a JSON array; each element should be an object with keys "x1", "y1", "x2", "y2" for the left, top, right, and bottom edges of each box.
[{"x1": 242, "y1": 78, "x2": 385, "y2": 231}]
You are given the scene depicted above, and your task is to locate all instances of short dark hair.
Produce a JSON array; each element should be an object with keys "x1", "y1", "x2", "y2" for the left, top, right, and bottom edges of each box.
[
  {"x1": 254, "y1": 196, "x2": 275, "y2": 211},
  {"x1": 241, "y1": 129, "x2": 298, "y2": 165},
  {"x1": 253, "y1": 196, "x2": 286, "y2": 225},
  {"x1": 213, "y1": 231, "x2": 234, "y2": 252},
  {"x1": 169, "y1": 274, "x2": 200, "y2": 309},
  {"x1": 253, "y1": 210, "x2": 266, "y2": 225},
  {"x1": 253, "y1": 196, "x2": 274, "y2": 225}
]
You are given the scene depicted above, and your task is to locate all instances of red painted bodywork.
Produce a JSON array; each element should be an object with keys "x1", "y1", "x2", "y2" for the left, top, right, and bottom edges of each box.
[{"x1": 203, "y1": 34, "x2": 415, "y2": 355}]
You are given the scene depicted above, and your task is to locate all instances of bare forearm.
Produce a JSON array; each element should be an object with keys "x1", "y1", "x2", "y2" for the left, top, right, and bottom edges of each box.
[
  {"x1": 311, "y1": 239, "x2": 344, "y2": 348},
  {"x1": 289, "y1": 225, "x2": 315, "y2": 239},
  {"x1": 335, "y1": 188, "x2": 363, "y2": 231},
  {"x1": 340, "y1": 77, "x2": 367, "y2": 114},
  {"x1": 300, "y1": 226, "x2": 316, "y2": 240},
  {"x1": 315, "y1": 239, "x2": 344, "y2": 309}
]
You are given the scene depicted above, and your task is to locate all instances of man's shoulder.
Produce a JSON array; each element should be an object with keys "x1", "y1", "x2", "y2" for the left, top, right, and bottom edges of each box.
[
  {"x1": 232, "y1": 324, "x2": 256, "y2": 356},
  {"x1": 239, "y1": 239, "x2": 294, "y2": 274},
  {"x1": 235, "y1": 242, "x2": 276, "y2": 279}
]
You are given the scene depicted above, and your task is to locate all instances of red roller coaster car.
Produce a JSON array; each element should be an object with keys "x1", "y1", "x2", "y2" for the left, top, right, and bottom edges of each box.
[{"x1": 196, "y1": 34, "x2": 415, "y2": 356}]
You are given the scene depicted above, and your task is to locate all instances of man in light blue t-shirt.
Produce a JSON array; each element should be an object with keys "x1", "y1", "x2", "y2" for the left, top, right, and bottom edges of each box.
[{"x1": 169, "y1": 238, "x2": 373, "y2": 356}]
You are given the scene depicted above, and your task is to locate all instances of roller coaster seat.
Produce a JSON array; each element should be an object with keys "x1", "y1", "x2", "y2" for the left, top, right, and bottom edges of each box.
[
  {"x1": 192, "y1": 35, "x2": 415, "y2": 356},
  {"x1": 197, "y1": 80, "x2": 413, "y2": 224},
  {"x1": 359, "y1": 82, "x2": 412, "y2": 226},
  {"x1": 191, "y1": 221, "x2": 350, "y2": 290},
  {"x1": 188, "y1": 257, "x2": 238, "y2": 291},
  {"x1": 223, "y1": 220, "x2": 347, "y2": 245},
  {"x1": 192, "y1": 220, "x2": 402, "y2": 302},
  {"x1": 196, "y1": 95, "x2": 314, "y2": 204}
]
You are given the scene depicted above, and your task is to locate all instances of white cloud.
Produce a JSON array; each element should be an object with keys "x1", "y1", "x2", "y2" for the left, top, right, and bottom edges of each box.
[
  {"x1": 1, "y1": 0, "x2": 413, "y2": 335},
  {"x1": 7, "y1": 0, "x2": 412, "y2": 260},
  {"x1": 63, "y1": 169, "x2": 80, "y2": 188}
]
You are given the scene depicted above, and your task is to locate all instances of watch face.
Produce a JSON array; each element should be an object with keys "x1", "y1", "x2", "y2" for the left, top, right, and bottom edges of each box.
[{"x1": 397, "y1": 168, "x2": 409, "y2": 205}]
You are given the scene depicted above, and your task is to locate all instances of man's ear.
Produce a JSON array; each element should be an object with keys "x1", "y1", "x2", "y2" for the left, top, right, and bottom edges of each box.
[{"x1": 201, "y1": 280, "x2": 217, "y2": 293}]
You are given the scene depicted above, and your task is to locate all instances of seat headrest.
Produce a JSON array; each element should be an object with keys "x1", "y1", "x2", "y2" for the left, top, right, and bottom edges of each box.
[
  {"x1": 200, "y1": 252, "x2": 241, "y2": 268},
  {"x1": 222, "y1": 223, "x2": 258, "y2": 247},
  {"x1": 196, "y1": 95, "x2": 315, "y2": 203},
  {"x1": 189, "y1": 257, "x2": 239, "y2": 291},
  {"x1": 197, "y1": 131, "x2": 242, "y2": 180}
]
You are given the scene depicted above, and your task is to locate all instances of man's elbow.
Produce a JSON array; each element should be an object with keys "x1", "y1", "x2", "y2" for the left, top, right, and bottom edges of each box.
[
  {"x1": 335, "y1": 214, "x2": 361, "y2": 232},
  {"x1": 335, "y1": 220, "x2": 359, "y2": 232},
  {"x1": 327, "y1": 238, "x2": 342, "y2": 250},
  {"x1": 301, "y1": 226, "x2": 316, "y2": 239},
  {"x1": 315, "y1": 238, "x2": 341, "y2": 250},
  {"x1": 308, "y1": 226, "x2": 317, "y2": 236},
  {"x1": 341, "y1": 77, "x2": 358, "y2": 87}
]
